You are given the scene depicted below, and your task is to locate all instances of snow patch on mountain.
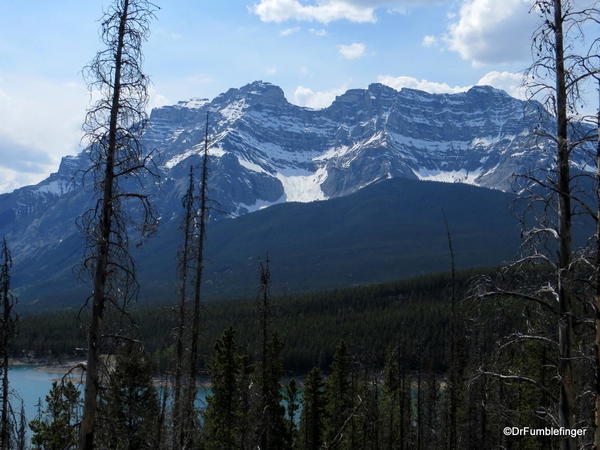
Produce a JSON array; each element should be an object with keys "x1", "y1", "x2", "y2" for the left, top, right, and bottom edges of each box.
[
  {"x1": 314, "y1": 145, "x2": 352, "y2": 161},
  {"x1": 276, "y1": 167, "x2": 328, "y2": 202},
  {"x1": 413, "y1": 168, "x2": 483, "y2": 184},
  {"x1": 219, "y1": 99, "x2": 248, "y2": 123},
  {"x1": 35, "y1": 179, "x2": 72, "y2": 196},
  {"x1": 236, "y1": 196, "x2": 284, "y2": 215},
  {"x1": 389, "y1": 132, "x2": 470, "y2": 153},
  {"x1": 237, "y1": 156, "x2": 269, "y2": 174},
  {"x1": 164, "y1": 145, "x2": 227, "y2": 168},
  {"x1": 177, "y1": 98, "x2": 209, "y2": 109}
]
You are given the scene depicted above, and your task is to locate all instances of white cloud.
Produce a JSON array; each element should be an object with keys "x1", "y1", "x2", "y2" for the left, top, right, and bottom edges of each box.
[
  {"x1": 338, "y1": 42, "x2": 366, "y2": 59},
  {"x1": 377, "y1": 71, "x2": 527, "y2": 98},
  {"x1": 0, "y1": 77, "x2": 87, "y2": 183},
  {"x1": 147, "y1": 86, "x2": 171, "y2": 110},
  {"x1": 252, "y1": 0, "x2": 441, "y2": 24},
  {"x1": 294, "y1": 72, "x2": 527, "y2": 111},
  {"x1": 253, "y1": 0, "x2": 376, "y2": 23},
  {"x1": 280, "y1": 26, "x2": 301, "y2": 36},
  {"x1": 421, "y1": 34, "x2": 437, "y2": 47},
  {"x1": 0, "y1": 76, "x2": 171, "y2": 194},
  {"x1": 265, "y1": 66, "x2": 279, "y2": 75},
  {"x1": 377, "y1": 75, "x2": 468, "y2": 94},
  {"x1": 0, "y1": 167, "x2": 45, "y2": 195},
  {"x1": 309, "y1": 28, "x2": 328, "y2": 36},
  {"x1": 291, "y1": 85, "x2": 348, "y2": 109},
  {"x1": 445, "y1": 0, "x2": 536, "y2": 66},
  {"x1": 476, "y1": 70, "x2": 526, "y2": 99}
]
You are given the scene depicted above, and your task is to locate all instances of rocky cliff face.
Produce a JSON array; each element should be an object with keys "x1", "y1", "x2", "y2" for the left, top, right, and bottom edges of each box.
[
  {"x1": 0, "y1": 81, "x2": 590, "y2": 266},
  {"x1": 143, "y1": 81, "x2": 569, "y2": 208}
]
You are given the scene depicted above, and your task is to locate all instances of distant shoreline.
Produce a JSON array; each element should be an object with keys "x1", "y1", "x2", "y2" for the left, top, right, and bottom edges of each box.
[
  {"x1": 9, "y1": 358, "x2": 85, "y2": 374},
  {"x1": 9, "y1": 359, "x2": 212, "y2": 388}
]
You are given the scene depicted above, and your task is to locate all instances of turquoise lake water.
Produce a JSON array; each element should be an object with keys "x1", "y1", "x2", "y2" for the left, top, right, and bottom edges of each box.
[
  {"x1": 8, "y1": 366, "x2": 64, "y2": 421},
  {"x1": 8, "y1": 366, "x2": 212, "y2": 429}
]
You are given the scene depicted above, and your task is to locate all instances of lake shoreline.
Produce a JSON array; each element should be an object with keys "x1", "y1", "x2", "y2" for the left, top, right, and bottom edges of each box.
[
  {"x1": 9, "y1": 359, "x2": 212, "y2": 388},
  {"x1": 9, "y1": 358, "x2": 85, "y2": 374}
]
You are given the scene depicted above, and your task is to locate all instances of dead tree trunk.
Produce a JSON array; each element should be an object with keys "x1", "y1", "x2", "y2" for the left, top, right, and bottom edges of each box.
[
  {"x1": 552, "y1": 2, "x2": 576, "y2": 445},
  {"x1": 78, "y1": 1, "x2": 156, "y2": 448},
  {"x1": 79, "y1": 4, "x2": 128, "y2": 448},
  {"x1": 173, "y1": 166, "x2": 195, "y2": 449},
  {"x1": 258, "y1": 256, "x2": 272, "y2": 449},
  {"x1": 0, "y1": 239, "x2": 14, "y2": 450},
  {"x1": 595, "y1": 78, "x2": 600, "y2": 450},
  {"x1": 182, "y1": 114, "x2": 210, "y2": 446},
  {"x1": 443, "y1": 212, "x2": 458, "y2": 450},
  {"x1": 16, "y1": 400, "x2": 25, "y2": 450}
]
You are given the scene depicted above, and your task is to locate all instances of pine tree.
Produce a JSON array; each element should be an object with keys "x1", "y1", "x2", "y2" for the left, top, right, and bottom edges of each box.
[
  {"x1": 238, "y1": 354, "x2": 252, "y2": 450},
  {"x1": 30, "y1": 381, "x2": 80, "y2": 450},
  {"x1": 381, "y1": 349, "x2": 401, "y2": 449},
  {"x1": 297, "y1": 368, "x2": 325, "y2": 450},
  {"x1": 254, "y1": 332, "x2": 288, "y2": 449},
  {"x1": 98, "y1": 343, "x2": 160, "y2": 450},
  {"x1": 354, "y1": 369, "x2": 380, "y2": 450},
  {"x1": 252, "y1": 258, "x2": 288, "y2": 449},
  {"x1": 284, "y1": 378, "x2": 299, "y2": 447},
  {"x1": 424, "y1": 368, "x2": 439, "y2": 449},
  {"x1": 203, "y1": 327, "x2": 244, "y2": 450},
  {"x1": 16, "y1": 400, "x2": 26, "y2": 450},
  {"x1": 324, "y1": 341, "x2": 353, "y2": 449},
  {"x1": 416, "y1": 367, "x2": 423, "y2": 450}
]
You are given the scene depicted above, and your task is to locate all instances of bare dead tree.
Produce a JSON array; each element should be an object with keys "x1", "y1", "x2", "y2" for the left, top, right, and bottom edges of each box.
[
  {"x1": 172, "y1": 165, "x2": 196, "y2": 449},
  {"x1": 257, "y1": 255, "x2": 273, "y2": 449},
  {"x1": 0, "y1": 239, "x2": 16, "y2": 450},
  {"x1": 525, "y1": 2, "x2": 598, "y2": 447},
  {"x1": 538, "y1": 3, "x2": 575, "y2": 438},
  {"x1": 442, "y1": 212, "x2": 459, "y2": 450},
  {"x1": 469, "y1": 2, "x2": 599, "y2": 449},
  {"x1": 181, "y1": 114, "x2": 211, "y2": 448},
  {"x1": 16, "y1": 400, "x2": 25, "y2": 450},
  {"x1": 77, "y1": 1, "x2": 157, "y2": 449},
  {"x1": 594, "y1": 76, "x2": 600, "y2": 450}
]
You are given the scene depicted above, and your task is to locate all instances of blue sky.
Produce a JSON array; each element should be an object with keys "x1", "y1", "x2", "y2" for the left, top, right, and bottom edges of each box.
[{"x1": 0, "y1": 0, "x2": 582, "y2": 192}]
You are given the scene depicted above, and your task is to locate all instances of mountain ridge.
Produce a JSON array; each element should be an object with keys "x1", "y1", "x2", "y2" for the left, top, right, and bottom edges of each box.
[{"x1": 0, "y1": 80, "x2": 595, "y2": 306}]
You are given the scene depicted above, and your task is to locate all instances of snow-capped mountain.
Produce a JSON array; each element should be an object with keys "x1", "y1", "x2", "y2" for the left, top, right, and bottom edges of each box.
[
  {"x1": 144, "y1": 80, "x2": 557, "y2": 214},
  {"x1": 0, "y1": 81, "x2": 590, "y2": 264}
]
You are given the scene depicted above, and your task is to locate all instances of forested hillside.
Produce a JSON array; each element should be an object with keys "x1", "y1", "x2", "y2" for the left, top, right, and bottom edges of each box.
[
  {"x1": 13, "y1": 177, "x2": 528, "y2": 307},
  {"x1": 12, "y1": 270, "x2": 477, "y2": 372}
]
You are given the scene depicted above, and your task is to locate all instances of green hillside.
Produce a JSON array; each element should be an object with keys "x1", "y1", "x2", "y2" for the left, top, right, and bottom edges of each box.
[{"x1": 15, "y1": 179, "x2": 523, "y2": 307}]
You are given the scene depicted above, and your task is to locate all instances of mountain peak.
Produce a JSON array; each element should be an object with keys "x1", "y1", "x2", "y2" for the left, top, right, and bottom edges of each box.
[
  {"x1": 239, "y1": 80, "x2": 287, "y2": 103},
  {"x1": 241, "y1": 80, "x2": 277, "y2": 90},
  {"x1": 176, "y1": 98, "x2": 210, "y2": 109},
  {"x1": 367, "y1": 82, "x2": 397, "y2": 94},
  {"x1": 467, "y1": 85, "x2": 509, "y2": 96},
  {"x1": 398, "y1": 87, "x2": 434, "y2": 99},
  {"x1": 214, "y1": 80, "x2": 288, "y2": 107}
]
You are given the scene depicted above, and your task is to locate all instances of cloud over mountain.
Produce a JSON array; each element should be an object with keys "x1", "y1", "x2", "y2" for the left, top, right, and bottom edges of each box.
[
  {"x1": 445, "y1": 0, "x2": 536, "y2": 65},
  {"x1": 252, "y1": 0, "x2": 440, "y2": 23}
]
